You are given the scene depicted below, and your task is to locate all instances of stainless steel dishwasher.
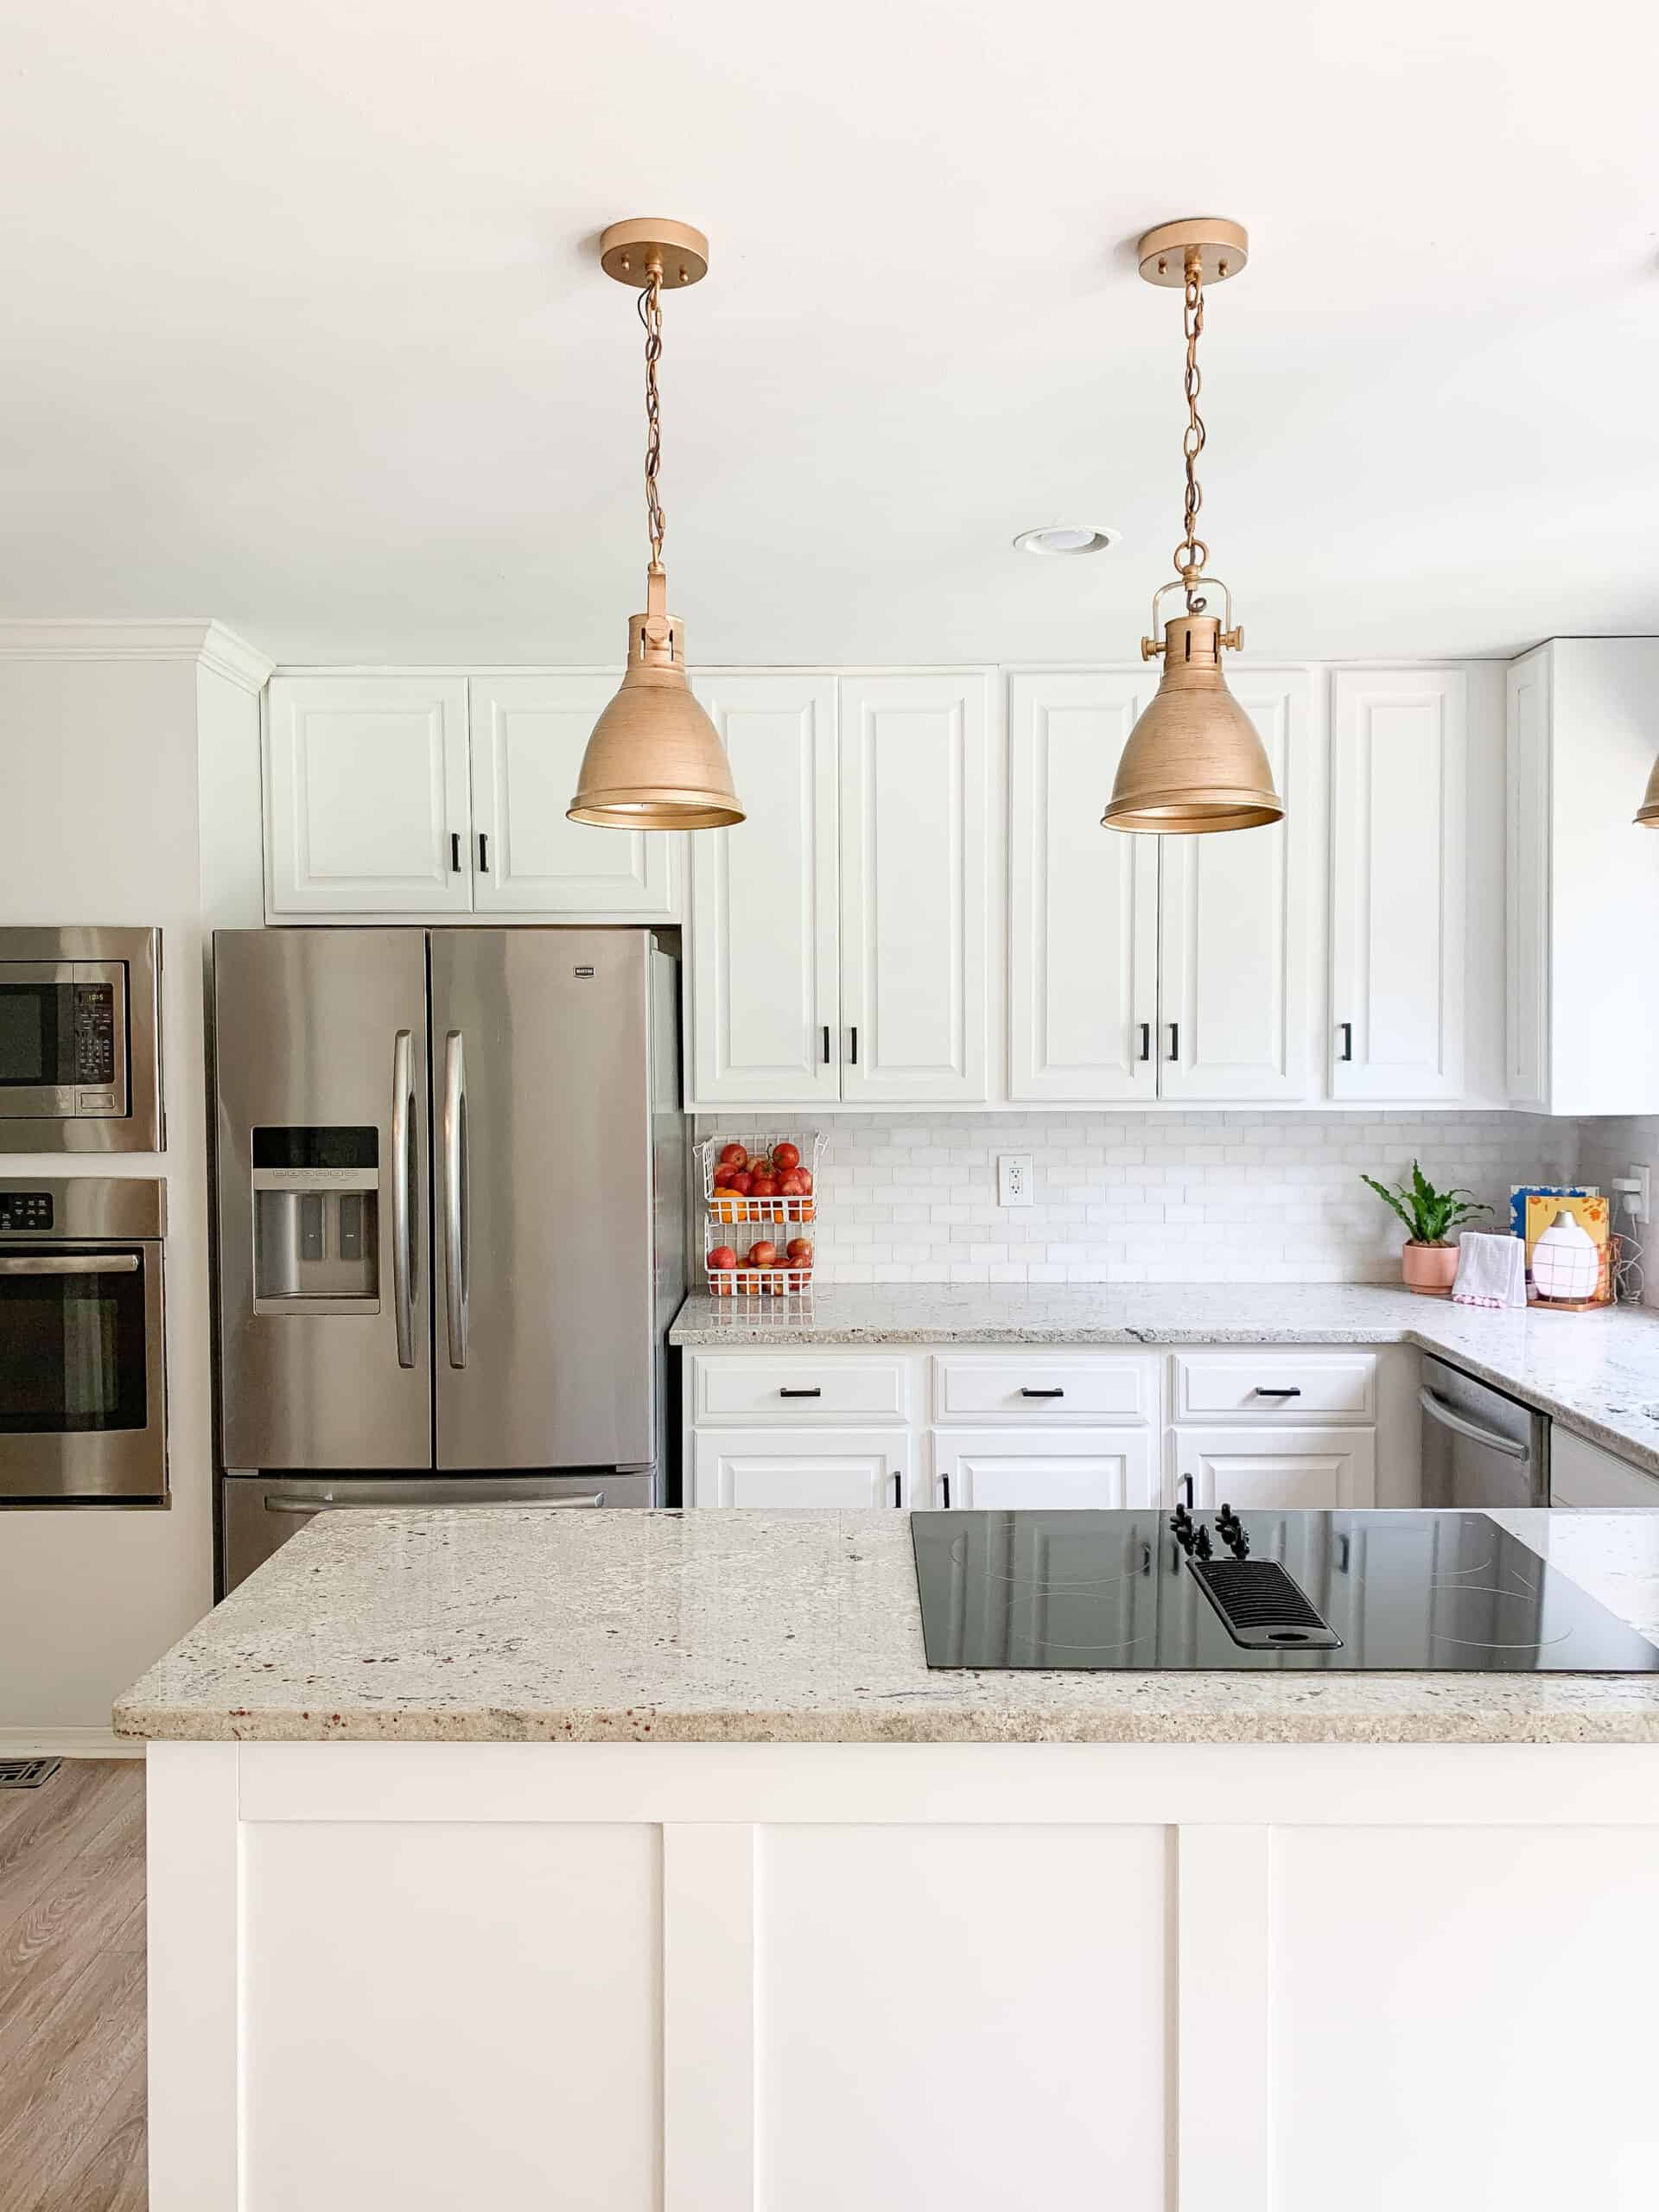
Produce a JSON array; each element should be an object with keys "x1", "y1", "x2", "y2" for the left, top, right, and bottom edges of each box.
[{"x1": 1420, "y1": 1355, "x2": 1550, "y2": 1509}]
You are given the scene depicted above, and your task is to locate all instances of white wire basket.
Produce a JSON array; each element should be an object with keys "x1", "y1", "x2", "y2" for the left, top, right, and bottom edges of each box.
[
  {"x1": 699, "y1": 1130, "x2": 826, "y2": 1226},
  {"x1": 702, "y1": 1212, "x2": 817, "y2": 1299}
]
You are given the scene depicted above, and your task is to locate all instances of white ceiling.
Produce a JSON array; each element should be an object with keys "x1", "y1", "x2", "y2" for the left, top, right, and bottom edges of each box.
[{"x1": 3, "y1": 0, "x2": 1657, "y2": 666}]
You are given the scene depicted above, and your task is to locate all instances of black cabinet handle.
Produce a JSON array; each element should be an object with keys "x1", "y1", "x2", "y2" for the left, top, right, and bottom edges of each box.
[
  {"x1": 849, "y1": 1025, "x2": 858, "y2": 1066},
  {"x1": 1179, "y1": 1473, "x2": 1195, "y2": 1510},
  {"x1": 1338, "y1": 1020, "x2": 1353, "y2": 1063},
  {"x1": 450, "y1": 832, "x2": 462, "y2": 873},
  {"x1": 822, "y1": 1024, "x2": 831, "y2": 1065},
  {"x1": 1167, "y1": 1022, "x2": 1180, "y2": 1061},
  {"x1": 478, "y1": 831, "x2": 490, "y2": 872},
  {"x1": 892, "y1": 1471, "x2": 901, "y2": 1507},
  {"x1": 779, "y1": 1387, "x2": 822, "y2": 1398},
  {"x1": 1254, "y1": 1386, "x2": 1302, "y2": 1398},
  {"x1": 1138, "y1": 1022, "x2": 1152, "y2": 1064},
  {"x1": 1020, "y1": 1387, "x2": 1065, "y2": 1398},
  {"x1": 941, "y1": 1472, "x2": 952, "y2": 1509}
]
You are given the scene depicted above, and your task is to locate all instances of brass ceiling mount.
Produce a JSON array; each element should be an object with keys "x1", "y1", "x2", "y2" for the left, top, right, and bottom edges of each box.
[
  {"x1": 1136, "y1": 216, "x2": 1249, "y2": 289},
  {"x1": 599, "y1": 218, "x2": 709, "y2": 289}
]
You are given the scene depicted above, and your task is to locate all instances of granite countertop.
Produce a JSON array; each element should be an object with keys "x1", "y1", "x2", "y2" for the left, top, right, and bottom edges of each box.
[
  {"x1": 115, "y1": 1505, "x2": 1659, "y2": 1747},
  {"x1": 671, "y1": 1283, "x2": 1659, "y2": 1477}
]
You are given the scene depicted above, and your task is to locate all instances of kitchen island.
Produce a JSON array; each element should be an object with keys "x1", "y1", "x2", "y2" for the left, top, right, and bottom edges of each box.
[{"x1": 121, "y1": 1505, "x2": 1659, "y2": 2210}]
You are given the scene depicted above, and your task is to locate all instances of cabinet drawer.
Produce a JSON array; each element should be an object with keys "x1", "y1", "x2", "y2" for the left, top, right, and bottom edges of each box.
[
  {"x1": 1173, "y1": 1352, "x2": 1376, "y2": 1421},
  {"x1": 690, "y1": 1354, "x2": 911, "y2": 1423},
  {"x1": 932, "y1": 1355, "x2": 1154, "y2": 1424}
]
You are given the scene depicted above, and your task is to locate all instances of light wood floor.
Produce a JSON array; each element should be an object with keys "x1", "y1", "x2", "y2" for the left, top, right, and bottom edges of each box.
[{"x1": 0, "y1": 1760, "x2": 146, "y2": 2210}]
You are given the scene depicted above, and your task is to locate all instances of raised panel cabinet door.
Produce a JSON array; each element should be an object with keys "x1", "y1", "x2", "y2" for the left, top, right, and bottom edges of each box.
[
  {"x1": 691, "y1": 1427, "x2": 911, "y2": 1508},
  {"x1": 468, "y1": 676, "x2": 678, "y2": 918},
  {"x1": 1329, "y1": 668, "x2": 1468, "y2": 1100},
  {"x1": 1172, "y1": 1426, "x2": 1377, "y2": 1510},
  {"x1": 838, "y1": 673, "x2": 991, "y2": 1103},
  {"x1": 265, "y1": 675, "x2": 473, "y2": 916},
  {"x1": 931, "y1": 1427, "x2": 1156, "y2": 1510},
  {"x1": 688, "y1": 675, "x2": 840, "y2": 1106},
  {"x1": 1160, "y1": 668, "x2": 1315, "y2": 1102},
  {"x1": 1008, "y1": 672, "x2": 1160, "y2": 1102}
]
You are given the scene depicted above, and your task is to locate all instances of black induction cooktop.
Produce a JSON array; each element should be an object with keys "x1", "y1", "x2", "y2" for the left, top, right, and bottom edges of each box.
[{"x1": 911, "y1": 1510, "x2": 1659, "y2": 1673}]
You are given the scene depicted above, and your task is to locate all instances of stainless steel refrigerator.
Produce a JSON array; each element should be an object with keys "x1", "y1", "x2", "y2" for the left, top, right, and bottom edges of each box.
[{"x1": 213, "y1": 928, "x2": 685, "y2": 1589}]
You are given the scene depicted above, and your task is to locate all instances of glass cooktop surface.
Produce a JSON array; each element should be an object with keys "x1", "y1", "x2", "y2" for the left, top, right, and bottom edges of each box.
[{"x1": 911, "y1": 1510, "x2": 1659, "y2": 1673}]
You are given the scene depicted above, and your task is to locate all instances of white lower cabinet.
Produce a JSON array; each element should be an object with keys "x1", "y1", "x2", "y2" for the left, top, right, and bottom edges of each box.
[
  {"x1": 1171, "y1": 1425, "x2": 1377, "y2": 1511},
  {"x1": 691, "y1": 1427, "x2": 912, "y2": 1509},
  {"x1": 928, "y1": 1428, "x2": 1154, "y2": 1510},
  {"x1": 1548, "y1": 1427, "x2": 1659, "y2": 1507}
]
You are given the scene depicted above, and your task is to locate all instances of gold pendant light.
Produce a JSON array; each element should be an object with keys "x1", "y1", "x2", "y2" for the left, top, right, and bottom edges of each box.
[
  {"x1": 1103, "y1": 218, "x2": 1282, "y2": 836},
  {"x1": 1636, "y1": 753, "x2": 1659, "y2": 826},
  {"x1": 569, "y1": 219, "x2": 743, "y2": 832}
]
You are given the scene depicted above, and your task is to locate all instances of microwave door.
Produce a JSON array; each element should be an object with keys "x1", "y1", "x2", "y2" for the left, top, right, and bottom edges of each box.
[
  {"x1": 214, "y1": 929, "x2": 432, "y2": 1471},
  {"x1": 0, "y1": 963, "x2": 76, "y2": 1115},
  {"x1": 429, "y1": 931, "x2": 654, "y2": 1473}
]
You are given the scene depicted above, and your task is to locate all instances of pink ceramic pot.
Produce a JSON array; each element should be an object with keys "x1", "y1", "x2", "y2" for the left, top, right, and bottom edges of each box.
[{"x1": 1401, "y1": 1241, "x2": 1459, "y2": 1295}]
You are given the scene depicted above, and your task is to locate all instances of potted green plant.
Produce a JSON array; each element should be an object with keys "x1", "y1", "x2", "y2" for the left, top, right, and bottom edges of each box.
[{"x1": 1360, "y1": 1161, "x2": 1490, "y2": 1294}]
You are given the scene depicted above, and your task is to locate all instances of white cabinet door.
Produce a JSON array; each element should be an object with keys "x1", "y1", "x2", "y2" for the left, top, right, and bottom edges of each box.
[
  {"x1": 1160, "y1": 668, "x2": 1315, "y2": 1102},
  {"x1": 838, "y1": 673, "x2": 990, "y2": 1103},
  {"x1": 1329, "y1": 668, "x2": 1468, "y2": 1100},
  {"x1": 265, "y1": 676, "x2": 473, "y2": 916},
  {"x1": 930, "y1": 1427, "x2": 1155, "y2": 1510},
  {"x1": 1503, "y1": 647, "x2": 1551, "y2": 1109},
  {"x1": 468, "y1": 676, "x2": 678, "y2": 918},
  {"x1": 1172, "y1": 1426, "x2": 1376, "y2": 1510},
  {"x1": 688, "y1": 675, "x2": 840, "y2": 1107},
  {"x1": 691, "y1": 1427, "x2": 912, "y2": 1508},
  {"x1": 1009, "y1": 672, "x2": 1159, "y2": 1103}
]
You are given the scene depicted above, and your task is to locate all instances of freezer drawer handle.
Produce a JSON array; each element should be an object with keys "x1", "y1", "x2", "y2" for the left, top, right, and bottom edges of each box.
[
  {"x1": 263, "y1": 1494, "x2": 607, "y2": 1514},
  {"x1": 0, "y1": 1253, "x2": 140, "y2": 1275},
  {"x1": 391, "y1": 1029, "x2": 416, "y2": 1370},
  {"x1": 1418, "y1": 1385, "x2": 1529, "y2": 1459},
  {"x1": 442, "y1": 1029, "x2": 469, "y2": 1369}
]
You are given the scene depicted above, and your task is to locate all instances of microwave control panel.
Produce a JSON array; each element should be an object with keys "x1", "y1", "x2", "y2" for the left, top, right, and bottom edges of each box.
[{"x1": 0, "y1": 1192, "x2": 53, "y2": 1232}]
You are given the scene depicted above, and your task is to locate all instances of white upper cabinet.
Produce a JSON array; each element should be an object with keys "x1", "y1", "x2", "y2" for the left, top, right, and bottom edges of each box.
[
  {"x1": 468, "y1": 676, "x2": 677, "y2": 918},
  {"x1": 1160, "y1": 669, "x2": 1315, "y2": 1102},
  {"x1": 837, "y1": 674, "x2": 991, "y2": 1104},
  {"x1": 689, "y1": 674, "x2": 841, "y2": 1107},
  {"x1": 1008, "y1": 672, "x2": 1159, "y2": 1102},
  {"x1": 1506, "y1": 639, "x2": 1659, "y2": 1115},
  {"x1": 265, "y1": 675, "x2": 473, "y2": 916},
  {"x1": 1329, "y1": 668, "x2": 1469, "y2": 1101}
]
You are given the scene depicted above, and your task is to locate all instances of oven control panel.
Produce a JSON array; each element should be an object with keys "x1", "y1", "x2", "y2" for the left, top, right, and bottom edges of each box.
[{"x1": 0, "y1": 1192, "x2": 53, "y2": 1231}]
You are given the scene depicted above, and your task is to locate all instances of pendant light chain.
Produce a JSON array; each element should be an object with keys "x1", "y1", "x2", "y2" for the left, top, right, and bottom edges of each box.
[
  {"x1": 1176, "y1": 252, "x2": 1209, "y2": 610},
  {"x1": 639, "y1": 266, "x2": 666, "y2": 573}
]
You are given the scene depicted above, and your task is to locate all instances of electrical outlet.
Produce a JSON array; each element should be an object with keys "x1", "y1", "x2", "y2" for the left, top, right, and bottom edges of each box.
[
  {"x1": 1630, "y1": 1164, "x2": 1652, "y2": 1226},
  {"x1": 997, "y1": 1154, "x2": 1033, "y2": 1207}
]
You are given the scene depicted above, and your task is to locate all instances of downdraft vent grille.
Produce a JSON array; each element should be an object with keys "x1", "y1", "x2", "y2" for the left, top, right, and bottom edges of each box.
[
  {"x1": 1188, "y1": 1558, "x2": 1344, "y2": 1651},
  {"x1": 0, "y1": 1757, "x2": 62, "y2": 1789}
]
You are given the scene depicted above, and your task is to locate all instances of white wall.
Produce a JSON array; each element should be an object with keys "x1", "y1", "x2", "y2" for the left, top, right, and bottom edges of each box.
[{"x1": 0, "y1": 639, "x2": 264, "y2": 1746}]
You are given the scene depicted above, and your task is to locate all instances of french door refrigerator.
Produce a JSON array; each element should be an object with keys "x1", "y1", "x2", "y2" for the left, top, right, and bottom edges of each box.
[{"x1": 213, "y1": 928, "x2": 685, "y2": 1589}]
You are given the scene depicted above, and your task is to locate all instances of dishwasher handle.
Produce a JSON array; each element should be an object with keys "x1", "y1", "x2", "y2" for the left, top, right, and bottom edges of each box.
[{"x1": 1418, "y1": 1385, "x2": 1529, "y2": 1459}]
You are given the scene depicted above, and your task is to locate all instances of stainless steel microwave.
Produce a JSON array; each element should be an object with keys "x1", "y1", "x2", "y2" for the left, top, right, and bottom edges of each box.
[{"x1": 0, "y1": 927, "x2": 162, "y2": 1151}]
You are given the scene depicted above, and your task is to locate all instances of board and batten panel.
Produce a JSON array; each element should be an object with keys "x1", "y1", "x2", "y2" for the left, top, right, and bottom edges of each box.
[
  {"x1": 1503, "y1": 645, "x2": 1551, "y2": 1108},
  {"x1": 265, "y1": 674, "x2": 473, "y2": 916},
  {"x1": 838, "y1": 673, "x2": 990, "y2": 1103},
  {"x1": 759, "y1": 1822, "x2": 1167, "y2": 2211},
  {"x1": 1008, "y1": 671, "x2": 1159, "y2": 1102},
  {"x1": 468, "y1": 674, "x2": 678, "y2": 918},
  {"x1": 689, "y1": 674, "x2": 840, "y2": 1106},
  {"x1": 1329, "y1": 668, "x2": 1468, "y2": 1100},
  {"x1": 1160, "y1": 668, "x2": 1315, "y2": 1101},
  {"x1": 240, "y1": 1816, "x2": 661, "y2": 2210}
]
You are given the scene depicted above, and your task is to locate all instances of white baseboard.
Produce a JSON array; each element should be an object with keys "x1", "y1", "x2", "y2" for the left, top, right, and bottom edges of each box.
[{"x1": 0, "y1": 1726, "x2": 143, "y2": 1761}]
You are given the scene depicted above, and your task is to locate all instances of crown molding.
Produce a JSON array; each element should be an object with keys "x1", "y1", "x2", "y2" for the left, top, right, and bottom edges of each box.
[{"x1": 0, "y1": 619, "x2": 274, "y2": 692}]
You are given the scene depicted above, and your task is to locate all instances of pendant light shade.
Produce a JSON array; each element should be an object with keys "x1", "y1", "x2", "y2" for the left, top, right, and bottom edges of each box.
[
  {"x1": 569, "y1": 217, "x2": 743, "y2": 833},
  {"x1": 1636, "y1": 751, "x2": 1659, "y2": 827},
  {"x1": 1103, "y1": 611, "x2": 1282, "y2": 833},
  {"x1": 569, "y1": 572, "x2": 743, "y2": 830}
]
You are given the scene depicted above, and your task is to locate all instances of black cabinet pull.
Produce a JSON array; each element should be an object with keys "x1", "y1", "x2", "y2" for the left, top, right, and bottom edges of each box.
[
  {"x1": 779, "y1": 1387, "x2": 822, "y2": 1398},
  {"x1": 941, "y1": 1472, "x2": 952, "y2": 1509},
  {"x1": 849, "y1": 1025, "x2": 859, "y2": 1066},
  {"x1": 1179, "y1": 1473, "x2": 1195, "y2": 1510},
  {"x1": 1167, "y1": 1022, "x2": 1179, "y2": 1061},
  {"x1": 892, "y1": 1471, "x2": 901, "y2": 1507},
  {"x1": 1338, "y1": 1020, "x2": 1354, "y2": 1063},
  {"x1": 1020, "y1": 1387, "x2": 1065, "y2": 1398},
  {"x1": 822, "y1": 1024, "x2": 831, "y2": 1065},
  {"x1": 450, "y1": 832, "x2": 462, "y2": 873},
  {"x1": 1138, "y1": 1021, "x2": 1152, "y2": 1064},
  {"x1": 478, "y1": 831, "x2": 490, "y2": 872},
  {"x1": 1254, "y1": 1386, "x2": 1302, "y2": 1398}
]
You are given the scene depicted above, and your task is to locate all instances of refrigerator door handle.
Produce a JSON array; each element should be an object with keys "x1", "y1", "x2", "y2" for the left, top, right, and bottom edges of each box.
[
  {"x1": 391, "y1": 1029, "x2": 416, "y2": 1370},
  {"x1": 442, "y1": 1028, "x2": 469, "y2": 1369}
]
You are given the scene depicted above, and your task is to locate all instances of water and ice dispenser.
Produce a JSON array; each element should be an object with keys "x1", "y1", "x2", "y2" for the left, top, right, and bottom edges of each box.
[{"x1": 251, "y1": 1128, "x2": 380, "y2": 1311}]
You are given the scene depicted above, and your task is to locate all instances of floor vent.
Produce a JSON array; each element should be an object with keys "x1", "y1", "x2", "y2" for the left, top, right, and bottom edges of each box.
[{"x1": 0, "y1": 1757, "x2": 63, "y2": 1789}]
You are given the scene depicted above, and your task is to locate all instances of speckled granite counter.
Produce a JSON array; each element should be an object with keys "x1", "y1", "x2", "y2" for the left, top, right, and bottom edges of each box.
[
  {"x1": 671, "y1": 1283, "x2": 1659, "y2": 1476},
  {"x1": 114, "y1": 1505, "x2": 1659, "y2": 1746}
]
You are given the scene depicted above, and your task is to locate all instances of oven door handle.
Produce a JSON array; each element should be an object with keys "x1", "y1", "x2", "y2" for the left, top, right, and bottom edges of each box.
[
  {"x1": 1418, "y1": 1385, "x2": 1529, "y2": 1459},
  {"x1": 263, "y1": 1494, "x2": 606, "y2": 1514},
  {"x1": 0, "y1": 1254, "x2": 140, "y2": 1274},
  {"x1": 391, "y1": 1028, "x2": 416, "y2": 1370}
]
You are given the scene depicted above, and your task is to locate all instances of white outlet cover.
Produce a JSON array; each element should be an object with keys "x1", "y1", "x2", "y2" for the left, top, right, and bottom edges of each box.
[
  {"x1": 1631, "y1": 1164, "x2": 1652, "y2": 1225},
  {"x1": 997, "y1": 1154, "x2": 1033, "y2": 1207}
]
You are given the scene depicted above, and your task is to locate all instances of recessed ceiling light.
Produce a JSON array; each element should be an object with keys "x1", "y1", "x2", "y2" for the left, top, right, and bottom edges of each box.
[{"x1": 1013, "y1": 524, "x2": 1121, "y2": 556}]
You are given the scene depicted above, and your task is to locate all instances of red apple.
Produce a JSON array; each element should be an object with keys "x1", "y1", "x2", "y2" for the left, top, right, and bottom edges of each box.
[
  {"x1": 798, "y1": 1168, "x2": 814, "y2": 1193},
  {"x1": 772, "y1": 1141, "x2": 801, "y2": 1172},
  {"x1": 718, "y1": 1142, "x2": 747, "y2": 1169},
  {"x1": 747, "y1": 1240, "x2": 779, "y2": 1268},
  {"x1": 749, "y1": 1173, "x2": 779, "y2": 1198},
  {"x1": 728, "y1": 1171, "x2": 754, "y2": 1197},
  {"x1": 712, "y1": 1164, "x2": 736, "y2": 1191},
  {"x1": 707, "y1": 1246, "x2": 737, "y2": 1271},
  {"x1": 776, "y1": 1169, "x2": 806, "y2": 1197},
  {"x1": 785, "y1": 1238, "x2": 813, "y2": 1264}
]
